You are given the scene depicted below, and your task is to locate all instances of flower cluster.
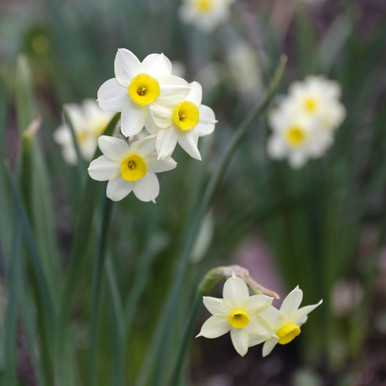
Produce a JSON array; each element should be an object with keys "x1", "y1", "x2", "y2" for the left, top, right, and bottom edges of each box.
[
  {"x1": 179, "y1": 0, "x2": 235, "y2": 32},
  {"x1": 54, "y1": 100, "x2": 113, "y2": 165},
  {"x1": 87, "y1": 49, "x2": 216, "y2": 203},
  {"x1": 197, "y1": 275, "x2": 322, "y2": 356},
  {"x1": 267, "y1": 75, "x2": 346, "y2": 169}
]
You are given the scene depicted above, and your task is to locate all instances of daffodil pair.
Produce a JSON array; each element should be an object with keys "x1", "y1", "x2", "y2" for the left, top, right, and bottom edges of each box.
[
  {"x1": 87, "y1": 49, "x2": 216, "y2": 202},
  {"x1": 267, "y1": 75, "x2": 346, "y2": 168},
  {"x1": 197, "y1": 275, "x2": 322, "y2": 357}
]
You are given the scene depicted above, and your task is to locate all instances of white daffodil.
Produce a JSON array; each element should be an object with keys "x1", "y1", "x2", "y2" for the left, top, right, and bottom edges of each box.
[
  {"x1": 88, "y1": 135, "x2": 176, "y2": 203},
  {"x1": 288, "y1": 75, "x2": 346, "y2": 131},
  {"x1": 97, "y1": 49, "x2": 190, "y2": 138},
  {"x1": 251, "y1": 286, "x2": 322, "y2": 357},
  {"x1": 147, "y1": 81, "x2": 216, "y2": 160},
  {"x1": 267, "y1": 101, "x2": 332, "y2": 169},
  {"x1": 196, "y1": 276, "x2": 273, "y2": 356},
  {"x1": 54, "y1": 99, "x2": 113, "y2": 165},
  {"x1": 179, "y1": 0, "x2": 234, "y2": 32}
]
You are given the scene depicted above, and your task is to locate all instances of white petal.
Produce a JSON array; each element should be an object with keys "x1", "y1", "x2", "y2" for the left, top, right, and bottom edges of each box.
[
  {"x1": 97, "y1": 78, "x2": 129, "y2": 112},
  {"x1": 259, "y1": 306, "x2": 281, "y2": 329},
  {"x1": 145, "y1": 153, "x2": 177, "y2": 173},
  {"x1": 267, "y1": 136, "x2": 286, "y2": 159},
  {"x1": 114, "y1": 48, "x2": 141, "y2": 87},
  {"x1": 150, "y1": 103, "x2": 173, "y2": 129},
  {"x1": 178, "y1": 132, "x2": 201, "y2": 160},
  {"x1": 203, "y1": 297, "x2": 230, "y2": 316},
  {"x1": 230, "y1": 329, "x2": 249, "y2": 356},
  {"x1": 195, "y1": 122, "x2": 215, "y2": 137},
  {"x1": 294, "y1": 299, "x2": 323, "y2": 326},
  {"x1": 120, "y1": 103, "x2": 147, "y2": 137},
  {"x1": 157, "y1": 75, "x2": 190, "y2": 105},
  {"x1": 280, "y1": 286, "x2": 303, "y2": 319},
  {"x1": 106, "y1": 176, "x2": 132, "y2": 201},
  {"x1": 245, "y1": 295, "x2": 273, "y2": 314},
  {"x1": 144, "y1": 114, "x2": 160, "y2": 135},
  {"x1": 97, "y1": 136, "x2": 129, "y2": 162},
  {"x1": 186, "y1": 81, "x2": 202, "y2": 105},
  {"x1": 196, "y1": 316, "x2": 230, "y2": 339},
  {"x1": 223, "y1": 276, "x2": 249, "y2": 307},
  {"x1": 88, "y1": 156, "x2": 120, "y2": 181},
  {"x1": 130, "y1": 135, "x2": 156, "y2": 157},
  {"x1": 262, "y1": 338, "x2": 278, "y2": 357},
  {"x1": 198, "y1": 105, "x2": 216, "y2": 124},
  {"x1": 247, "y1": 315, "x2": 274, "y2": 347},
  {"x1": 142, "y1": 53, "x2": 172, "y2": 77},
  {"x1": 132, "y1": 173, "x2": 159, "y2": 202},
  {"x1": 155, "y1": 128, "x2": 178, "y2": 159},
  {"x1": 289, "y1": 152, "x2": 307, "y2": 169}
]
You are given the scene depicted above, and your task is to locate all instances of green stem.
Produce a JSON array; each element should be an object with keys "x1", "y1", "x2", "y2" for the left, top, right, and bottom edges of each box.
[
  {"x1": 86, "y1": 196, "x2": 114, "y2": 386},
  {"x1": 139, "y1": 56, "x2": 287, "y2": 386},
  {"x1": 105, "y1": 257, "x2": 125, "y2": 386},
  {"x1": 169, "y1": 292, "x2": 201, "y2": 386}
]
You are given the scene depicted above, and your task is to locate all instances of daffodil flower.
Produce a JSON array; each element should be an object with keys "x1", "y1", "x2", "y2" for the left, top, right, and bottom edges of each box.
[
  {"x1": 251, "y1": 286, "x2": 322, "y2": 357},
  {"x1": 267, "y1": 99, "x2": 333, "y2": 169},
  {"x1": 88, "y1": 135, "x2": 176, "y2": 202},
  {"x1": 179, "y1": 0, "x2": 234, "y2": 32},
  {"x1": 97, "y1": 49, "x2": 190, "y2": 138},
  {"x1": 196, "y1": 276, "x2": 273, "y2": 356},
  {"x1": 54, "y1": 100, "x2": 113, "y2": 165},
  {"x1": 147, "y1": 81, "x2": 216, "y2": 160},
  {"x1": 288, "y1": 75, "x2": 346, "y2": 131}
]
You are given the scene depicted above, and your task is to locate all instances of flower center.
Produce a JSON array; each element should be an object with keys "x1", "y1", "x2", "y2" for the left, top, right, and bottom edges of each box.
[
  {"x1": 128, "y1": 73, "x2": 160, "y2": 106},
  {"x1": 195, "y1": 0, "x2": 212, "y2": 12},
  {"x1": 120, "y1": 153, "x2": 147, "y2": 181},
  {"x1": 286, "y1": 126, "x2": 306, "y2": 147},
  {"x1": 229, "y1": 309, "x2": 250, "y2": 329},
  {"x1": 277, "y1": 323, "x2": 301, "y2": 345},
  {"x1": 304, "y1": 97, "x2": 318, "y2": 113},
  {"x1": 173, "y1": 101, "x2": 199, "y2": 131}
]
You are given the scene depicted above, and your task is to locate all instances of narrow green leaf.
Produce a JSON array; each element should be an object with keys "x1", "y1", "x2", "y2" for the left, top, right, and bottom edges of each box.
[
  {"x1": 3, "y1": 225, "x2": 22, "y2": 386},
  {"x1": 4, "y1": 164, "x2": 55, "y2": 384}
]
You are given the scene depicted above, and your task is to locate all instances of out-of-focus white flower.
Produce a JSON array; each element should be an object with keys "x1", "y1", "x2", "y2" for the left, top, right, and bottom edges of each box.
[
  {"x1": 267, "y1": 101, "x2": 332, "y2": 169},
  {"x1": 88, "y1": 135, "x2": 176, "y2": 202},
  {"x1": 251, "y1": 286, "x2": 322, "y2": 357},
  {"x1": 147, "y1": 81, "x2": 216, "y2": 160},
  {"x1": 226, "y1": 41, "x2": 264, "y2": 97},
  {"x1": 267, "y1": 75, "x2": 345, "y2": 168},
  {"x1": 179, "y1": 0, "x2": 234, "y2": 32},
  {"x1": 97, "y1": 49, "x2": 190, "y2": 138},
  {"x1": 288, "y1": 76, "x2": 346, "y2": 132},
  {"x1": 54, "y1": 99, "x2": 113, "y2": 165},
  {"x1": 196, "y1": 276, "x2": 273, "y2": 356}
]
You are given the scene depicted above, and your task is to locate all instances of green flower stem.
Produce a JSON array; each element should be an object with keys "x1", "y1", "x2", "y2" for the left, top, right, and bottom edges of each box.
[
  {"x1": 86, "y1": 196, "x2": 114, "y2": 386},
  {"x1": 142, "y1": 56, "x2": 287, "y2": 386},
  {"x1": 105, "y1": 257, "x2": 125, "y2": 386},
  {"x1": 169, "y1": 292, "x2": 201, "y2": 386}
]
